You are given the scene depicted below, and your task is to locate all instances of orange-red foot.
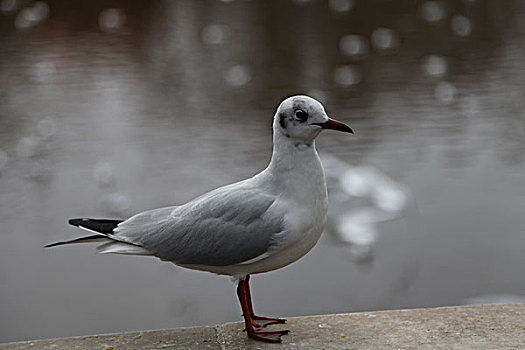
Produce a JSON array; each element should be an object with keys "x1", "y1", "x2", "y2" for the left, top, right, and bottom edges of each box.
[
  {"x1": 251, "y1": 315, "x2": 287, "y2": 329},
  {"x1": 247, "y1": 329, "x2": 290, "y2": 343}
]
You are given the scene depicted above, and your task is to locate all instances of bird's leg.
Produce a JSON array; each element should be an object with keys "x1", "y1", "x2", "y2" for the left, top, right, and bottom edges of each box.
[
  {"x1": 243, "y1": 275, "x2": 287, "y2": 328},
  {"x1": 236, "y1": 275, "x2": 289, "y2": 343}
]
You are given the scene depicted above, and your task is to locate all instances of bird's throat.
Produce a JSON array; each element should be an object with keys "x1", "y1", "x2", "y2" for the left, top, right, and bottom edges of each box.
[{"x1": 268, "y1": 132, "x2": 320, "y2": 175}]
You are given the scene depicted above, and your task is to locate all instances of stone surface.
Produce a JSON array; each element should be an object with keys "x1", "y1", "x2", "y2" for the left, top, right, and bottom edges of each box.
[
  {"x1": 0, "y1": 328, "x2": 220, "y2": 350},
  {"x1": 2, "y1": 303, "x2": 524, "y2": 349}
]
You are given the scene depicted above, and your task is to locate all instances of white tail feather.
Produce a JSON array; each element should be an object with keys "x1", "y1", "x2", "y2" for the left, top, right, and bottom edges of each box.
[{"x1": 97, "y1": 241, "x2": 152, "y2": 255}]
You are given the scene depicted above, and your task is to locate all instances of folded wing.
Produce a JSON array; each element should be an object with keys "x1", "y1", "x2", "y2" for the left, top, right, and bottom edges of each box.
[{"x1": 114, "y1": 184, "x2": 286, "y2": 266}]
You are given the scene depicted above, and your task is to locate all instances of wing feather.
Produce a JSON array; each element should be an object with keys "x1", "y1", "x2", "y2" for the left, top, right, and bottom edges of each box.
[{"x1": 113, "y1": 183, "x2": 286, "y2": 266}]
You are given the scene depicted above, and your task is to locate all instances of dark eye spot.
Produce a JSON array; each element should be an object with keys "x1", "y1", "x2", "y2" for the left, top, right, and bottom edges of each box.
[{"x1": 294, "y1": 110, "x2": 308, "y2": 122}]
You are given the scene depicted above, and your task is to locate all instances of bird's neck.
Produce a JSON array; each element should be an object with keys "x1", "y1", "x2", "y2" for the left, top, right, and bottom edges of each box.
[
  {"x1": 265, "y1": 130, "x2": 327, "y2": 212},
  {"x1": 267, "y1": 131, "x2": 321, "y2": 175}
]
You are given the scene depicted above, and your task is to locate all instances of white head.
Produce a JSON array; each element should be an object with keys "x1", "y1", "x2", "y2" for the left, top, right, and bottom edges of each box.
[{"x1": 273, "y1": 95, "x2": 353, "y2": 146}]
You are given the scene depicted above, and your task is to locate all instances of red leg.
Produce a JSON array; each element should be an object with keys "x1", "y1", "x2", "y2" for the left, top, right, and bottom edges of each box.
[
  {"x1": 243, "y1": 275, "x2": 287, "y2": 328},
  {"x1": 236, "y1": 275, "x2": 289, "y2": 343}
]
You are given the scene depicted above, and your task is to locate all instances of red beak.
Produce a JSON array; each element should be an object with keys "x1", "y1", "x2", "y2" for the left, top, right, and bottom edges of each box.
[{"x1": 313, "y1": 118, "x2": 354, "y2": 134}]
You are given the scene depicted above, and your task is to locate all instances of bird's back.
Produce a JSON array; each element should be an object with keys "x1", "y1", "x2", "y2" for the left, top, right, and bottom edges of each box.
[{"x1": 113, "y1": 177, "x2": 287, "y2": 267}]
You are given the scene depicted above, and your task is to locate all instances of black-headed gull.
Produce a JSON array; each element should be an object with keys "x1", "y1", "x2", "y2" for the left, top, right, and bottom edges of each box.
[{"x1": 46, "y1": 95, "x2": 353, "y2": 343}]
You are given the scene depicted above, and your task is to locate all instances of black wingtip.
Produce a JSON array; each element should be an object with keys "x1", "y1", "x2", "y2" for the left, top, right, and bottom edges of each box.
[
  {"x1": 68, "y1": 218, "x2": 90, "y2": 227},
  {"x1": 45, "y1": 234, "x2": 109, "y2": 248},
  {"x1": 67, "y1": 218, "x2": 123, "y2": 234},
  {"x1": 45, "y1": 239, "x2": 71, "y2": 248}
]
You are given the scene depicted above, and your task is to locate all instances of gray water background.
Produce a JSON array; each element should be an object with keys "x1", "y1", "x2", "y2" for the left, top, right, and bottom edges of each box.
[{"x1": 1, "y1": 0, "x2": 525, "y2": 342}]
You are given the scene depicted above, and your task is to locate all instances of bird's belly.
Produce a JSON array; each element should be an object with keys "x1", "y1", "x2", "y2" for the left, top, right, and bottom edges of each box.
[
  {"x1": 241, "y1": 193, "x2": 328, "y2": 274},
  {"x1": 249, "y1": 223, "x2": 325, "y2": 274}
]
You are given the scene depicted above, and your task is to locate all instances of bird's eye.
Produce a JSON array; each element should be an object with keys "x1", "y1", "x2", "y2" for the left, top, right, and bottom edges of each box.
[{"x1": 294, "y1": 110, "x2": 308, "y2": 122}]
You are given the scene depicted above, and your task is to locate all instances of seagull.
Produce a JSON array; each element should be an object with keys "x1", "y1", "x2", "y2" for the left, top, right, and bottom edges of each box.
[{"x1": 46, "y1": 95, "x2": 353, "y2": 343}]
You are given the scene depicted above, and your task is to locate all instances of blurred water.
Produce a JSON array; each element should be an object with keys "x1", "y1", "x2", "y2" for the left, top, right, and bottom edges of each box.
[{"x1": 1, "y1": 0, "x2": 525, "y2": 343}]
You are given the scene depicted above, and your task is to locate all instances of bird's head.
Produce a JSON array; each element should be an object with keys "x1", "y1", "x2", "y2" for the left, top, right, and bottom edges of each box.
[{"x1": 274, "y1": 95, "x2": 353, "y2": 145}]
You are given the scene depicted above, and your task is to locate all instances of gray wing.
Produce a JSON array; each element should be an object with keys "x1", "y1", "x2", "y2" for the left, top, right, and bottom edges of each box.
[{"x1": 113, "y1": 184, "x2": 286, "y2": 266}]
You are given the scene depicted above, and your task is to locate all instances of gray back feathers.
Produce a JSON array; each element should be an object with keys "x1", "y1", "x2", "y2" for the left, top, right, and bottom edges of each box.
[{"x1": 114, "y1": 182, "x2": 285, "y2": 266}]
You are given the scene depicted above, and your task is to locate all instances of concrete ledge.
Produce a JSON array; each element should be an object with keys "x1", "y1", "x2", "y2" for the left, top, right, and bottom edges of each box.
[{"x1": 2, "y1": 303, "x2": 524, "y2": 349}]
